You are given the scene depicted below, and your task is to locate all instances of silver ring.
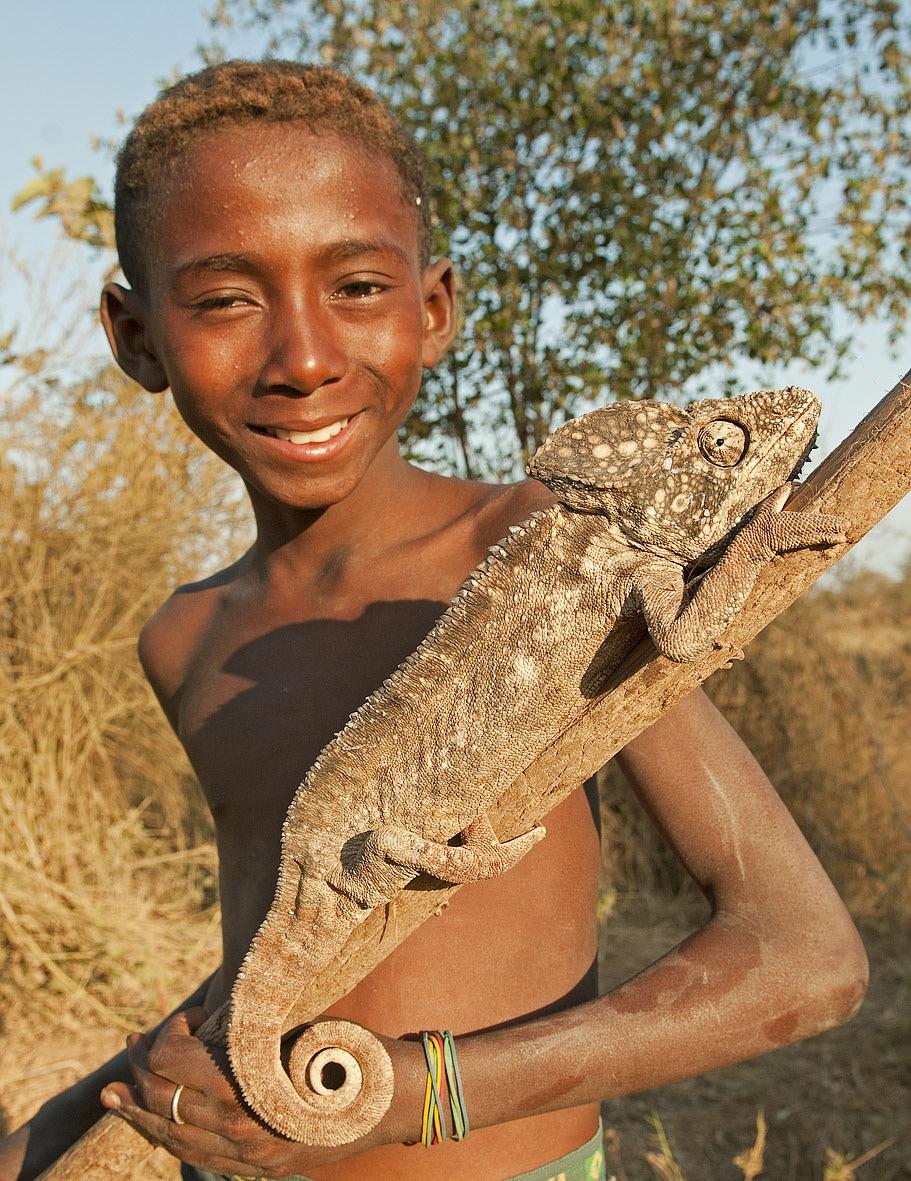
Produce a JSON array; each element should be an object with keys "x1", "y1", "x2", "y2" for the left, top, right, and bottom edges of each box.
[{"x1": 170, "y1": 1083, "x2": 186, "y2": 1125}]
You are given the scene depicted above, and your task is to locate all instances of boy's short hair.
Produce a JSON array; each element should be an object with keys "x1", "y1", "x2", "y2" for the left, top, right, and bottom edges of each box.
[{"x1": 114, "y1": 59, "x2": 433, "y2": 291}]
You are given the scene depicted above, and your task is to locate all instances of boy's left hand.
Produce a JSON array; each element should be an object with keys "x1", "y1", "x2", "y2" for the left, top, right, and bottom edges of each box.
[{"x1": 101, "y1": 1007, "x2": 416, "y2": 1177}]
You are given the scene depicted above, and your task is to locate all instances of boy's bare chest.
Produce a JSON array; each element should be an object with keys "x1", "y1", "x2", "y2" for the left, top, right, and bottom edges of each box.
[
  {"x1": 173, "y1": 501, "x2": 603, "y2": 1022},
  {"x1": 175, "y1": 506, "x2": 507, "y2": 821}
]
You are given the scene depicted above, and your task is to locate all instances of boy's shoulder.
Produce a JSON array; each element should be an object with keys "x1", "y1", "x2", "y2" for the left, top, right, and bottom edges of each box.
[
  {"x1": 137, "y1": 477, "x2": 556, "y2": 728},
  {"x1": 137, "y1": 555, "x2": 249, "y2": 730},
  {"x1": 471, "y1": 476, "x2": 558, "y2": 551}
]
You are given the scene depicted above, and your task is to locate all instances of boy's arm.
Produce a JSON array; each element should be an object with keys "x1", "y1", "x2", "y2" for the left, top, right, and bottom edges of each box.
[
  {"x1": 102, "y1": 690, "x2": 867, "y2": 1175},
  {"x1": 451, "y1": 687, "x2": 868, "y2": 1125},
  {"x1": 0, "y1": 973, "x2": 218, "y2": 1180}
]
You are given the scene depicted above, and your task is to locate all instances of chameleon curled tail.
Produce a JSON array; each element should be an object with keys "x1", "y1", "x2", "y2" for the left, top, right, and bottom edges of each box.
[
  {"x1": 229, "y1": 1014, "x2": 393, "y2": 1148},
  {"x1": 224, "y1": 881, "x2": 395, "y2": 1146}
]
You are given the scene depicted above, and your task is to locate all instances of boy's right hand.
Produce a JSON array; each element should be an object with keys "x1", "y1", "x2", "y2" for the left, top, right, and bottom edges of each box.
[{"x1": 105, "y1": 1007, "x2": 426, "y2": 1176}]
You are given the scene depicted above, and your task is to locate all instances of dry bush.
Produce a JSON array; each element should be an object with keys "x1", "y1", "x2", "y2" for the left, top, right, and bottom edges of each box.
[
  {"x1": 0, "y1": 363, "x2": 247, "y2": 1033},
  {"x1": 599, "y1": 567, "x2": 911, "y2": 923}
]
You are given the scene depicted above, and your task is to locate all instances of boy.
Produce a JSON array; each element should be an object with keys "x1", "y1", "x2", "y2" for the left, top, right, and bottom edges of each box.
[{"x1": 0, "y1": 61, "x2": 867, "y2": 1181}]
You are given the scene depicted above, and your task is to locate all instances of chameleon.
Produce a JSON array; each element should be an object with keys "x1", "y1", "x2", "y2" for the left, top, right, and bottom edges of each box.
[{"x1": 218, "y1": 384, "x2": 845, "y2": 1148}]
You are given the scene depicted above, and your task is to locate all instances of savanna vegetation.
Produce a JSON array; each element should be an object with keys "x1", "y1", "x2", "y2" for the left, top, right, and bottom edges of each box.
[{"x1": 2, "y1": 0, "x2": 910, "y2": 1175}]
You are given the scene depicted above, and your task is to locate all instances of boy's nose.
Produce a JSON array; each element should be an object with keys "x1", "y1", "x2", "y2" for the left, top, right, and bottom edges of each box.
[{"x1": 260, "y1": 307, "x2": 347, "y2": 395}]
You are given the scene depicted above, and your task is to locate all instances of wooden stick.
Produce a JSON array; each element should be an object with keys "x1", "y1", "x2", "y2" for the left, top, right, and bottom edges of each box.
[{"x1": 38, "y1": 374, "x2": 911, "y2": 1179}]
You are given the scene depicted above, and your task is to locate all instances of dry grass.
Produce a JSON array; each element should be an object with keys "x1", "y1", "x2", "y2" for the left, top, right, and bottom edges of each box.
[
  {"x1": 0, "y1": 364, "x2": 243, "y2": 1034},
  {"x1": 605, "y1": 1110, "x2": 896, "y2": 1181}
]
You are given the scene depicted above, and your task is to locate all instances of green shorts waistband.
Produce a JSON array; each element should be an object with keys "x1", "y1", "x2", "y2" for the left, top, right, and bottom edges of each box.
[
  {"x1": 180, "y1": 1120, "x2": 606, "y2": 1181},
  {"x1": 508, "y1": 1122, "x2": 606, "y2": 1181}
]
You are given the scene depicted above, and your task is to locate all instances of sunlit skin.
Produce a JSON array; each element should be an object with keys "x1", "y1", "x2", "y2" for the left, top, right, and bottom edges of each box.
[{"x1": 0, "y1": 123, "x2": 868, "y2": 1181}]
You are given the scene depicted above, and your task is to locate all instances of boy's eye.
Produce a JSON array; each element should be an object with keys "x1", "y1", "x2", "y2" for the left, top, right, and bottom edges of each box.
[
  {"x1": 193, "y1": 294, "x2": 251, "y2": 310},
  {"x1": 334, "y1": 280, "x2": 385, "y2": 299}
]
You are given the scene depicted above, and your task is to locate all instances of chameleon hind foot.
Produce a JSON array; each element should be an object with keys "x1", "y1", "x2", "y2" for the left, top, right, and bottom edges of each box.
[
  {"x1": 375, "y1": 811, "x2": 546, "y2": 883},
  {"x1": 328, "y1": 814, "x2": 545, "y2": 907}
]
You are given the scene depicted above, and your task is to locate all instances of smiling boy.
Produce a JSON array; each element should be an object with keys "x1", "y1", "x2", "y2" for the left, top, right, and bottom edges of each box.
[{"x1": 0, "y1": 61, "x2": 868, "y2": 1181}]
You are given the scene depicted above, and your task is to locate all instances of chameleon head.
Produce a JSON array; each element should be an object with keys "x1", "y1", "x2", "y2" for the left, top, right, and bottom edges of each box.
[{"x1": 527, "y1": 386, "x2": 821, "y2": 562}]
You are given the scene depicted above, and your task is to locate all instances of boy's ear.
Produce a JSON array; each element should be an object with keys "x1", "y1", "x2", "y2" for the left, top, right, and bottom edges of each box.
[
  {"x1": 421, "y1": 258, "x2": 457, "y2": 368},
  {"x1": 99, "y1": 283, "x2": 168, "y2": 393}
]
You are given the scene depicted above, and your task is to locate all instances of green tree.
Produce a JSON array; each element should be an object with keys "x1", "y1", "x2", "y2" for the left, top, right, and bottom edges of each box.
[{"x1": 17, "y1": 1, "x2": 911, "y2": 475}]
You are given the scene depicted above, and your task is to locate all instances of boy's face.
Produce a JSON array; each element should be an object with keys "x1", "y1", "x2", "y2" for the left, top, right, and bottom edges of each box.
[{"x1": 101, "y1": 123, "x2": 455, "y2": 511}]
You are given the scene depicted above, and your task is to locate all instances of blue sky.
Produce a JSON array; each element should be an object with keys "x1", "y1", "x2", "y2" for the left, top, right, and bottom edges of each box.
[{"x1": 1, "y1": 1, "x2": 908, "y2": 575}]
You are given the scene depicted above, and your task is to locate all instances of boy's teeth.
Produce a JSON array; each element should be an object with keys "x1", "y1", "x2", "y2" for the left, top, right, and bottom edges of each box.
[{"x1": 272, "y1": 418, "x2": 348, "y2": 444}]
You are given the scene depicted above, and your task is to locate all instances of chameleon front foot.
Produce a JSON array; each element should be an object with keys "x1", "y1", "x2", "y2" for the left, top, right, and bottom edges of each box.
[{"x1": 745, "y1": 483, "x2": 849, "y2": 556}]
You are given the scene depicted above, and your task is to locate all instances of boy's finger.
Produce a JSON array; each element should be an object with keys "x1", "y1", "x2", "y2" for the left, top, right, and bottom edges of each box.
[
  {"x1": 128, "y1": 1030, "x2": 252, "y2": 1137},
  {"x1": 127, "y1": 1035, "x2": 199, "y2": 1123},
  {"x1": 180, "y1": 1005, "x2": 212, "y2": 1034},
  {"x1": 150, "y1": 1008, "x2": 213, "y2": 1053},
  {"x1": 113, "y1": 1101, "x2": 243, "y2": 1166},
  {"x1": 158, "y1": 1006, "x2": 210, "y2": 1038},
  {"x1": 118, "y1": 1052, "x2": 219, "y2": 1136},
  {"x1": 139, "y1": 1021, "x2": 234, "y2": 1095},
  {"x1": 100, "y1": 1082, "x2": 141, "y2": 1110}
]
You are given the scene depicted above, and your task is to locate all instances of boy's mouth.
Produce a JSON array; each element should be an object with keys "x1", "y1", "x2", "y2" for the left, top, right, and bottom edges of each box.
[
  {"x1": 247, "y1": 413, "x2": 360, "y2": 463},
  {"x1": 251, "y1": 416, "x2": 350, "y2": 445}
]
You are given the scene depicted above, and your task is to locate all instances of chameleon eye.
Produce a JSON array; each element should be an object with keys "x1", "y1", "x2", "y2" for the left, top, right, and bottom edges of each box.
[{"x1": 697, "y1": 419, "x2": 748, "y2": 466}]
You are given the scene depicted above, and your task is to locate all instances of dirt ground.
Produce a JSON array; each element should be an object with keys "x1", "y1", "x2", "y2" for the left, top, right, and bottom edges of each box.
[{"x1": 1, "y1": 902, "x2": 906, "y2": 1180}]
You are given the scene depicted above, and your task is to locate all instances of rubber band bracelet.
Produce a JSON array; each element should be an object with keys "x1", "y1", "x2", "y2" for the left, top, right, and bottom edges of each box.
[
  {"x1": 442, "y1": 1030, "x2": 469, "y2": 1140},
  {"x1": 420, "y1": 1030, "x2": 469, "y2": 1146},
  {"x1": 420, "y1": 1031, "x2": 446, "y2": 1146}
]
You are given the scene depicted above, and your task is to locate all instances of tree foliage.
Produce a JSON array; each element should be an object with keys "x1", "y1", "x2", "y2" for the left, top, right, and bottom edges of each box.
[
  {"x1": 12, "y1": 159, "x2": 116, "y2": 253},
  {"x1": 16, "y1": 1, "x2": 911, "y2": 476}
]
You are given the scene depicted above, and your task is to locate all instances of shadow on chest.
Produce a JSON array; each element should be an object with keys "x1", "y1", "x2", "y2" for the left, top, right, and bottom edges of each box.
[{"x1": 179, "y1": 599, "x2": 447, "y2": 817}]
